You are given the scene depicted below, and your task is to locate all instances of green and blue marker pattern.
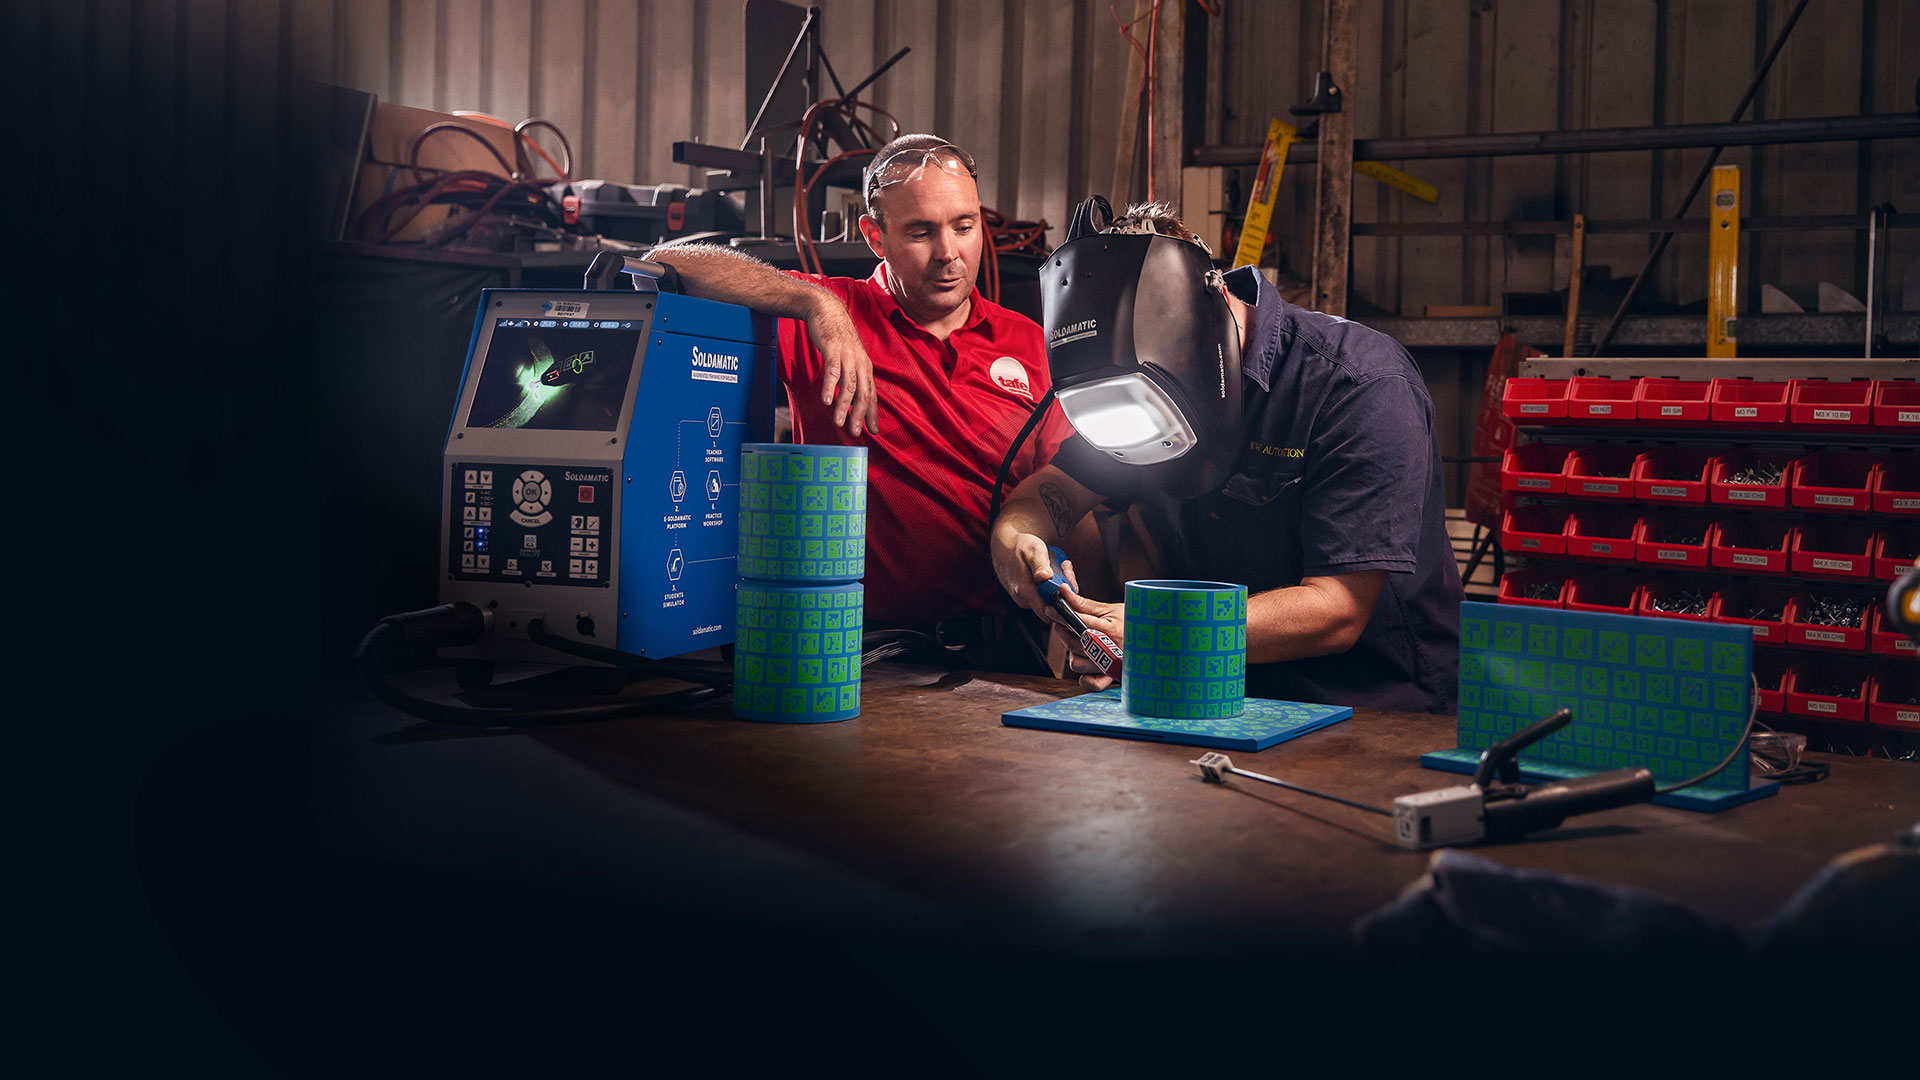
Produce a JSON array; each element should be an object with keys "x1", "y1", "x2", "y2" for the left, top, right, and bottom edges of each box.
[
  {"x1": 1122, "y1": 582, "x2": 1249, "y2": 719},
  {"x1": 1455, "y1": 601, "x2": 1754, "y2": 792},
  {"x1": 1016, "y1": 688, "x2": 1337, "y2": 741},
  {"x1": 737, "y1": 444, "x2": 867, "y2": 584},
  {"x1": 733, "y1": 581, "x2": 864, "y2": 723}
]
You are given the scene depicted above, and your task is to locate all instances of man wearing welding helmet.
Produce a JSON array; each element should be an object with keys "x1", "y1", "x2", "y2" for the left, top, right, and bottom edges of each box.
[
  {"x1": 990, "y1": 200, "x2": 1461, "y2": 713},
  {"x1": 649, "y1": 135, "x2": 1075, "y2": 668}
]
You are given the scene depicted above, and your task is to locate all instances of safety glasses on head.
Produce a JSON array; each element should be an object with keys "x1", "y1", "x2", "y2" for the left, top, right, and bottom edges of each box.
[{"x1": 863, "y1": 141, "x2": 978, "y2": 206}]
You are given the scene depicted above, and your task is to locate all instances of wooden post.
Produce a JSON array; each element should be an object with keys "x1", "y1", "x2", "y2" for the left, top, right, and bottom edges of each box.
[
  {"x1": 1563, "y1": 213, "x2": 1586, "y2": 358},
  {"x1": 1110, "y1": 0, "x2": 1152, "y2": 206},
  {"x1": 1148, "y1": 0, "x2": 1184, "y2": 211},
  {"x1": 1311, "y1": 0, "x2": 1356, "y2": 316}
]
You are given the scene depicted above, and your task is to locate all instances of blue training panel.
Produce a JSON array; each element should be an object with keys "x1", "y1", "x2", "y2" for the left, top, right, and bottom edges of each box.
[
  {"x1": 1423, "y1": 601, "x2": 1777, "y2": 811},
  {"x1": 1003, "y1": 689, "x2": 1351, "y2": 752}
]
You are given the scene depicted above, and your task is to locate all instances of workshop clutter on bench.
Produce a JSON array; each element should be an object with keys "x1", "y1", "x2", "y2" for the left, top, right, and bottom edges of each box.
[{"x1": 731, "y1": 444, "x2": 868, "y2": 723}]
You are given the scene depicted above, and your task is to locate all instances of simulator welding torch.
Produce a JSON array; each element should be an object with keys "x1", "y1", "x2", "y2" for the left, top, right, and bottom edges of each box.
[{"x1": 1032, "y1": 546, "x2": 1123, "y2": 681}]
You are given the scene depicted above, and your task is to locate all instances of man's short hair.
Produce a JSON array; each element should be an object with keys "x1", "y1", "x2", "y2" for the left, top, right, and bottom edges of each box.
[
  {"x1": 1108, "y1": 201, "x2": 1212, "y2": 256},
  {"x1": 862, "y1": 134, "x2": 977, "y2": 228}
]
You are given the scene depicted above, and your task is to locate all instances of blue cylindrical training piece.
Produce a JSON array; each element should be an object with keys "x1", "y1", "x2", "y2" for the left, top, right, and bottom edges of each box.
[
  {"x1": 732, "y1": 580, "x2": 864, "y2": 723},
  {"x1": 1121, "y1": 580, "x2": 1248, "y2": 719},
  {"x1": 737, "y1": 443, "x2": 867, "y2": 584}
]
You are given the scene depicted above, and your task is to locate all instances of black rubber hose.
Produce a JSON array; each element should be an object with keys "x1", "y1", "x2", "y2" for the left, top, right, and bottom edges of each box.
[
  {"x1": 987, "y1": 387, "x2": 1058, "y2": 528},
  {"x1": 354, "y1": 604, "x2": 727, "y2": 727}
]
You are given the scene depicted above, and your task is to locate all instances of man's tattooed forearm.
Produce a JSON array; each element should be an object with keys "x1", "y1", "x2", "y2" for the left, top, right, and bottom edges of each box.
[{"x1": 1039, "y1": 481, "x2": 1078, "y2": 539}]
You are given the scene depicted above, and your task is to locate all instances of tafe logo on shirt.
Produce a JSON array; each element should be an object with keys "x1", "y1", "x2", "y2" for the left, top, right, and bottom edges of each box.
[{"x1": 989, "y1": 357, "x2": 1033, "y2": 400}]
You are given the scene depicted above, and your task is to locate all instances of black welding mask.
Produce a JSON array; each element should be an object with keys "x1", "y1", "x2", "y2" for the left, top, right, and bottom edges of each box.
[{"x1": 1042, "y1": 196, "x2": 1243, "y2": 498}]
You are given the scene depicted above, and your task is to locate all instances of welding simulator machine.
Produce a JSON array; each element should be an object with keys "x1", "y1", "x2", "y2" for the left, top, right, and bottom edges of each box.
[{"x1": 438, "y1": 279, "x2": 775, "y2": 668}]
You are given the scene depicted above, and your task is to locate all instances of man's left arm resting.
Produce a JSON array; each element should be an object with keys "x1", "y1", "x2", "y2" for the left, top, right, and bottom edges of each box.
[{"x1": 1245, "y1": 570, "x2": 1389, "y2": 664}]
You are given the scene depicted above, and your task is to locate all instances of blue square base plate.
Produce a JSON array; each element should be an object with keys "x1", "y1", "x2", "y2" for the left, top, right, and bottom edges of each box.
[
  {"x1": 1002, "y1": 688, "x2": 1352, "y2": 751},
  {"x1": 1417, "y1": 748, "x2": 1778, "y2": 812}
]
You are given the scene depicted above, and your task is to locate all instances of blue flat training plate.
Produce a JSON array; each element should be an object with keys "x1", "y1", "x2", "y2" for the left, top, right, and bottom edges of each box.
[{"x1": 1002, "y1": 688, "x2": 1352, "y2": 751}]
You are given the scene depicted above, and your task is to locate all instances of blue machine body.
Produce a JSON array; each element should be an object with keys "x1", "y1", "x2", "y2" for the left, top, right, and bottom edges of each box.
[{"x1": 439, "y1": 287, "x2": 776, "y2": 664}]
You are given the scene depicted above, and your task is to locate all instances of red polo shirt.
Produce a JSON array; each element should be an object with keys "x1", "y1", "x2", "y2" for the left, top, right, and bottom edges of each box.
[{"x1": 778, "y1": 264, "x2": 1075, "y2": 624}]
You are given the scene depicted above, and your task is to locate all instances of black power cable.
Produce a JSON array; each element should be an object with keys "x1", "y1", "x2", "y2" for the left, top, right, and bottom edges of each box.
[{"x1": 354, "y1": 604, "x2": 730, "y2": 727}]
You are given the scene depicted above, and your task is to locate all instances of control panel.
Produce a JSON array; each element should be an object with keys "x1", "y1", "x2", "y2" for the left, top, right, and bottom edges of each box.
[{"x1": 448, "y1": 462, "x2": 615, "y2": 587}]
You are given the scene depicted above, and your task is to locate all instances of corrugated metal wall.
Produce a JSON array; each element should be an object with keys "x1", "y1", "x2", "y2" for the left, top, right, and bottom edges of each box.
[
  {"x1": 300, "y1": 0, "x2": 1148, "y2": 252},
  {"x1": 298, "y1": 0, "x2": 1911, "y2": 314},
  {"x1": 1222, "y1": 0, "x2": 1917, "y2": 318},
  {"x1": 16, "y1": 0, "x2": 1912, "y2": 313}
]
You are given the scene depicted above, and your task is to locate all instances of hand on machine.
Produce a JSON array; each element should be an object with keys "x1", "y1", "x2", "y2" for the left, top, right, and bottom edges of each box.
[{"x1": 1032, "y1": 546, "x2": 1123, "y2": 682}]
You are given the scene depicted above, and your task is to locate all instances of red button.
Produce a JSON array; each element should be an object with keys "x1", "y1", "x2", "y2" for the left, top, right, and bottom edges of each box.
[{"x1": 578, "y1": 486, "x2": 595, "y2": 503}]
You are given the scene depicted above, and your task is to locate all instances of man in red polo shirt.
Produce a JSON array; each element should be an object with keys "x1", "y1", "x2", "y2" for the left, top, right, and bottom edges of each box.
[{"x1": 647, "y1": 134, "x2": 1075, "y2": 667}]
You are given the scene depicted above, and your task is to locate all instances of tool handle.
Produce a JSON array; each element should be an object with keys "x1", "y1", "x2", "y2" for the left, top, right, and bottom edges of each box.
[
  {"x1": 1481, "y1": 767, "x2": 1655, "y2": 842},
  {"x1": 1033, "y1": 546, "x2": 1071, "y2": 604},
  {"x1": 1472, "y1": 707, "x2": 1573, "y2": 788},
  {"x1": 1034, "y1": 546, "x2": 1124, "y2": 678}
]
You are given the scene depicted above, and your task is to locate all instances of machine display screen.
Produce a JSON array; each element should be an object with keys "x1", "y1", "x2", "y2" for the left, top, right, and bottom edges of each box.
[{"x1": 464, "y1": 319, "x2": 644, "y2": 431}]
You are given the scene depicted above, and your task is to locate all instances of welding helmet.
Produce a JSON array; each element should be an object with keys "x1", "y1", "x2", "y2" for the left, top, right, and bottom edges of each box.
[{"x1": 1042, "y1": 196, "x2": 1243, "y2": 498}]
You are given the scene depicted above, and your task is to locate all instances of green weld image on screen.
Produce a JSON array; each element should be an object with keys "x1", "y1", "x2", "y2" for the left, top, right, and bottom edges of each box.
[
  {"x1": 733, "y1": 583, "x2": 864, "y2": 723},
  {"x1": 738, "y1": 446, "x2": 867, "y2": 583},
  {"x1": 1450, "y1": 602, "x2": 1756, "y2": 794},
  {"x1": 1123, "y1": 586, "x2": 1249, "y2": 719}
]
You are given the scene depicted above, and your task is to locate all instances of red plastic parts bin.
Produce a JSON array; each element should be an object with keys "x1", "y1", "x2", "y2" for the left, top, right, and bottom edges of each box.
[
  {"x1": 1867, "y1": 665, "x2": 1920, "y2": 729},
  {"x1": 1566, "y1": 508, "x2": 1639, "y2": 562},
  {"x1": 1709, "y1": 584, "x2": 1794, "y2": 647},
  {"x1": 1788, "y1": 519, "x2": 1877, "y2": 580},
  {"x1": 1564, "y1": 574, "x2": 1643, "y2": 616},
  {"x1": 1501, "y1": 505, "x2": 1571, "y2": 557},
  {"x1": 1635, "y1": 511, "x2": 1714, "y2": 569},
  {"x1": 1500, "y1": 444, "x2": 1573, "y2": 495},
  {"x1": 1783, "y1": 662, "x2": 1869, "y2": 723},
  {"x1": 1567, "y1": 377, "x2": 1640, "y2": 423},
  {"x1": 1871, "y1": 455, "x2": 1918, "y2": 517},
  {"x1": 1636, "y1": 580, "x2": 1712, "y2": 623},
  {"x1": 1502, "y1": 378, "x2": 1570, "y2": 422},
  {"x1": 1709, "y1": 518, "x2": 1792, "y2": 576},
  {"x1": 1632, "y1": 447, "x2": 1712, "y2": 504},
  {"x1": 1871, "y1": 380, "x2": 1920, "y2": 431},
  {"x1": 1867, "y1": 605, "x2": 1919, "y2": 660},
  {"x1": 1497, "y1": 569, "x2": 1570, "y2": 609},
  {"x1": 1709, "y1": 378, "x2": 1790, "y2": 427},
  {"x1": 1635, "y1": 379, "x2": 1712, "y2": 424},
  {"x1": 1751, "y1": 653, "x2": 1791, "y2": 714},
  {"x1": 1788, "y1": 379, "x2": 1873, "y2": 428},
  {"x1": 1873, "y1": 523, "x2": 1917, "y2": 581},
  {"x1": 1564, "y1": 444, "x2": 1645, "y2": 501},
  {"x1": 1708, "y1": 451, "x2": 1792, "y2": 510},
  {"x1": 1783, "y1": 593, "x2": 1872, "y2": 653},
  {"x1": 1789, "y1": 452, "x2": 1878, "y2": 514}
]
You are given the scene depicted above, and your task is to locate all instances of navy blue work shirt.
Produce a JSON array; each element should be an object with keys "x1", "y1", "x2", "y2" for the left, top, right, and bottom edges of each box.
[{"x1": 1053, "y1": 266, "x2": 1462, "y2": 713}]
